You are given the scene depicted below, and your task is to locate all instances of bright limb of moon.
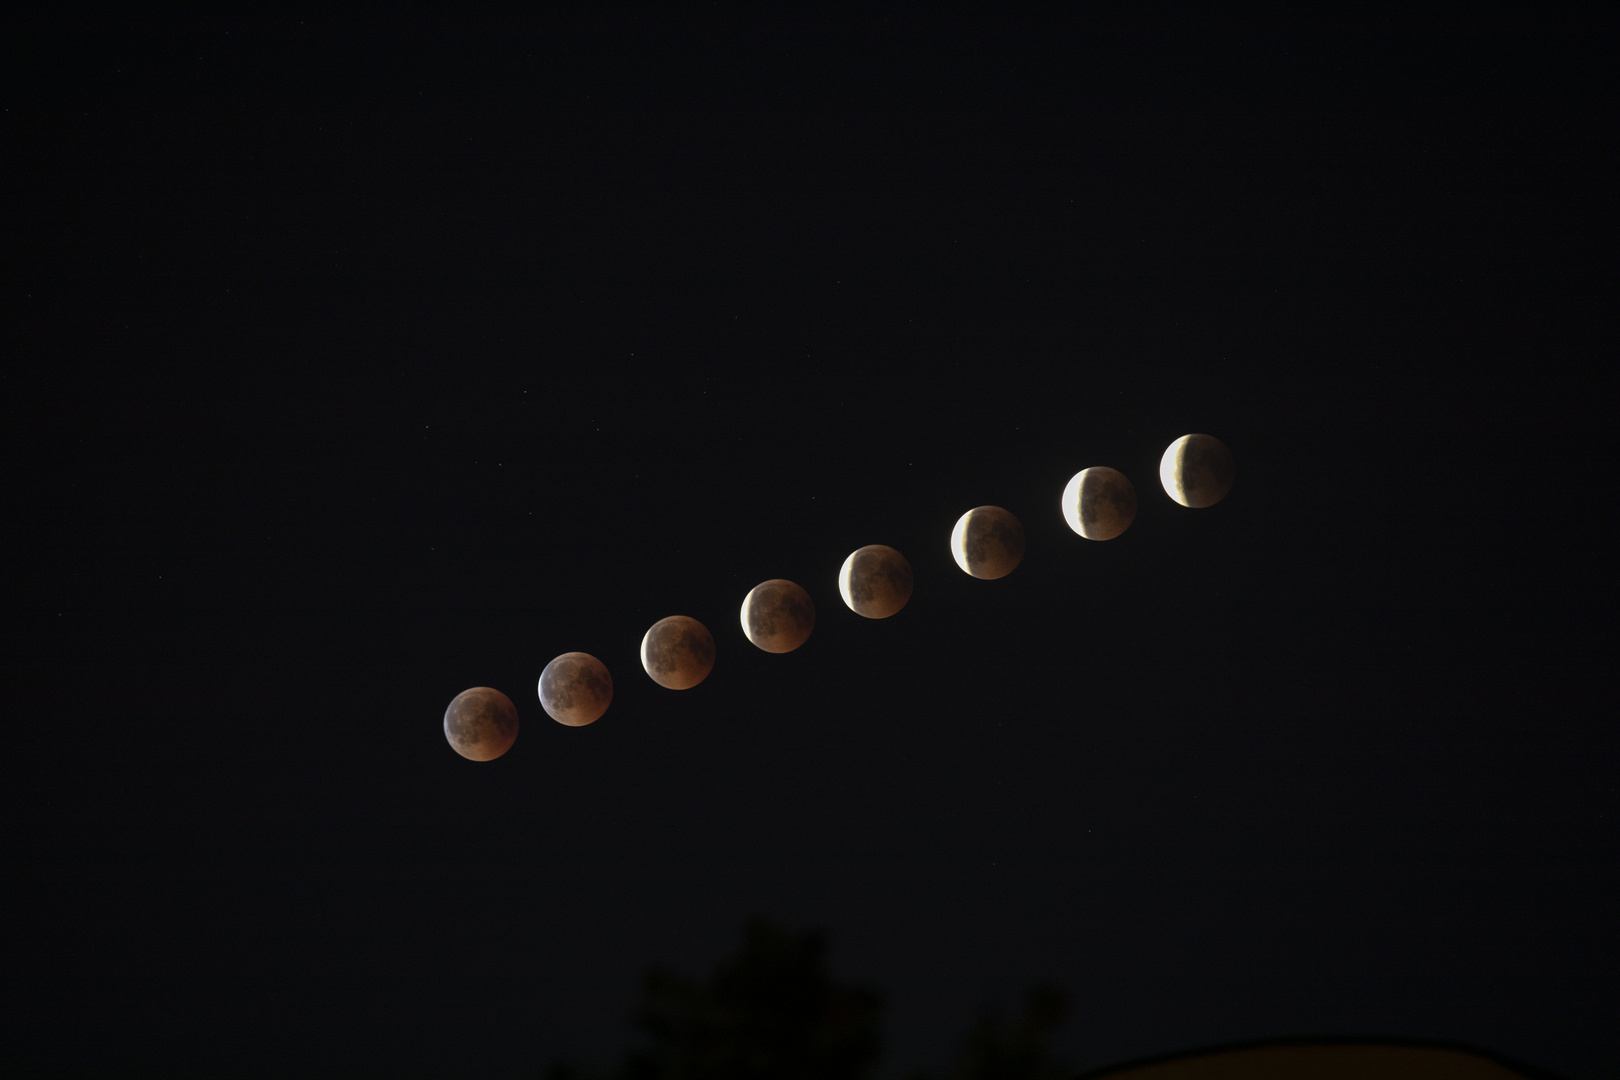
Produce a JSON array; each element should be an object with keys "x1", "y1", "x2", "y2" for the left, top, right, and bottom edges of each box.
[
  {"x1": 950, "y1": 505, "x2": 1026, "y2": 578},
  {"x1": 1060, "y1": 467, "x2": 1137, "y2": 540},
  {"x1": 1061, "y1": 473, "x2": 1083, "y2": 532},
  {"x1": 1158, "y1": 441, "x2": 1180, "y2": 502},
  {"x1": 1159, "y1": 434, "x2": 1235, "y2": 508}
]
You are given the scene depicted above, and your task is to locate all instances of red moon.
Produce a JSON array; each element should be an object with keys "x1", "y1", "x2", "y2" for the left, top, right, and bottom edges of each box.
[
  {"x1": 538, "y1": 652, "x2": 613, "y2": 726},
  {"x1": 442, "y1": 686, "x2": 518, "y2": 761}
]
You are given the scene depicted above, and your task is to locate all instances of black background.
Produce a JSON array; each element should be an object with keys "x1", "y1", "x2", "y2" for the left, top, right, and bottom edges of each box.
[{"x1": 3, "y1": 7, "x2": 1615, "y2": 1077}]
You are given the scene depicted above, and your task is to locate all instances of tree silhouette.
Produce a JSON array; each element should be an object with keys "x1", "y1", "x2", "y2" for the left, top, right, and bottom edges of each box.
[
  {"x1": 544, "y1": 924, "x2": 1069, "y2": 1080},
  {"x1": 933, "y1": 985, "x2": 1070, "y2": 1080},
  {"x1": 558, "y1": 921, "x2": 884, "y2": 1080}
]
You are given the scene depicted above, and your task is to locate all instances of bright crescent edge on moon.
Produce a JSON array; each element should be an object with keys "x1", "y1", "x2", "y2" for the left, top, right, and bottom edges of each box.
[
  {"x1": 838, "y1": 552, "x2": 856, "y2": 610},
  {"x1": 1060, "y1": 471, "x2": 1085, "y2": 536},
  {"x1": 950, "y1": 512, "x2": 972, "y2": 575},
  {"x1": 1159, "y1": 437, "x2": 1187, "y2": 506}
]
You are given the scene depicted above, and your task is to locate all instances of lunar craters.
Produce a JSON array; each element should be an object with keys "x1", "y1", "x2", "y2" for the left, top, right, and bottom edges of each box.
[
  {"x1": 640, "y1": 615, "x2": 716, "y2": 690},
  {"x1": 741, "y1": 579, "x2": 816, "y2": 653},
  {"x1": 950, "y1": 506, "x2": 1026, "y2": 579},
  {"x1": 538, "y1": 651, "x2": 613, "y2": 726},
  {"x1": 1061, "y1": 467, "x2": 1137, "y2": 540},
  {"x1": 1160, "y1": 434, "x2": 1235, "y2": 508},
  {"x1": 839, "y1": 545, "x2": 914, "y2": 619},
  {"x1": 443, "y1": 686, "x2": 519, "y2": 761}
]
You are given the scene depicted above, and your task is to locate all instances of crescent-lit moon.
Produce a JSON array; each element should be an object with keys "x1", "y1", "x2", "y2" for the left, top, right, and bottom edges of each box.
[
  {"x1": 442, "y1": 686, "x2": 519, "y2": 761},
  {"x1": 838, "y1": 545, "x2": 913, "y2": 619},
  {"x1": 1159, "y1": 434, "x2": 1235, "y2": 508},
  {"x1": 538, "y1": 651, "x2": 613, "y2": 726},
  {"x1": 640, "y1": 615, "x2": 716, "y2": 690},
  {"x1": 740, "y1": 579, "x2": 816, "y2": 653},
  {"x1": 1060, "y1": 467, "x2": 1137, "y2": 540},
  {"x1": 950, "y1": 505, "x2": 1026, "y2": 579}
]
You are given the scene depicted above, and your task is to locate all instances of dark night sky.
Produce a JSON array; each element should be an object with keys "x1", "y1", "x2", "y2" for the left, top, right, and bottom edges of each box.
[{"x1": 3, "y1": 8, "x2": 1615, "y2": 1077}]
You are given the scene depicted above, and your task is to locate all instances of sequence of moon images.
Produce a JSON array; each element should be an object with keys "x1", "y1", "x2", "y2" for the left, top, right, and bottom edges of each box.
[{"x1": 442, "y1": 434, "x2": 1235, "y2": 761}]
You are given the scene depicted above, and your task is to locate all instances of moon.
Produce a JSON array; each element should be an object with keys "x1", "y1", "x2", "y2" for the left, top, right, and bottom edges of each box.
[
  {"x1": 1159, "y1": 433, "x2": 1235, "y2": 508},
  {"x1": 950, "y1": 505, "x2": 1026, "y2": 579},
  {"x1": 442, "y1": 686, "x2": 518, "y2": 761},
  {"x1": 640, "y1": 615, "x2": 716, "y2": 689},
  {"x1": 538, "y1": 651, "x2": 613, "y2": 727},
  {"x1": 1061, "y1": 467, "x2": 1137, "y2": 540},
  {"x1": 741, "y1": 579, "x2": 816, "y2": 653},
  {"x1": 838, "y1": 545, "x2": 914, "y2": 618}
]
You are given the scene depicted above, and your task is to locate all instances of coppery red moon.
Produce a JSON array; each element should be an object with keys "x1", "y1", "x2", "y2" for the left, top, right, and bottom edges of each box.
[{"x1": 443, "y1": 686, "x2": 518, "y2": 761}]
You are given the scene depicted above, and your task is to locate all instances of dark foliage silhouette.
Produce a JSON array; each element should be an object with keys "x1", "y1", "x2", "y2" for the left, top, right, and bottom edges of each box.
[
  {"x1": 545, "y1": 922, "x2": 1074, "y2": 1080},
  {"x1": 550, "y1": 921, "x2": 883, "y2": 1080},
  {"x1": 930, "y1": 985, "x2": 1071, "y2": 1080}
]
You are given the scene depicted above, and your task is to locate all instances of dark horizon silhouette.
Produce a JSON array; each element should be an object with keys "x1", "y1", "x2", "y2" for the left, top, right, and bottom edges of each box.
[{"x1": 546, "y1": 922, "x2": 1550, "y2": 1080}]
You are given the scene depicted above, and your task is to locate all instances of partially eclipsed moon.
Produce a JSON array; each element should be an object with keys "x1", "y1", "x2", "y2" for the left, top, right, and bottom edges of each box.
[
  {"x1": 838, "y1": 545, "x2": 913, "y2": 619},
  {"x1": 1159, "y1": 434, "x2": 1235, "y2": 508},
  {"x1": 1061, "y1": 467, "x2": 1137, "y2": 540},
  {"x1": 443, "y1": 686, "x2": 518, "y2": 761},
  {"x1": 741, "y1": 579, "x2": 816, "y2": 653},
  {"x1": 538, "y1": 651, "x2": 613, "y2": 726},
  {"x1": 950, "y1": 506, "x2": 1026, "y2": 579},
  {"x1": 640, "y1": 615, "x2": 716, "y2": 689}
]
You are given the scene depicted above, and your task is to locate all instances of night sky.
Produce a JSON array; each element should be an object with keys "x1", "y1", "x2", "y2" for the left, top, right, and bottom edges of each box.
[{"x1": 4, "y1": 8, "x2": 1614, "y2": 1077}]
